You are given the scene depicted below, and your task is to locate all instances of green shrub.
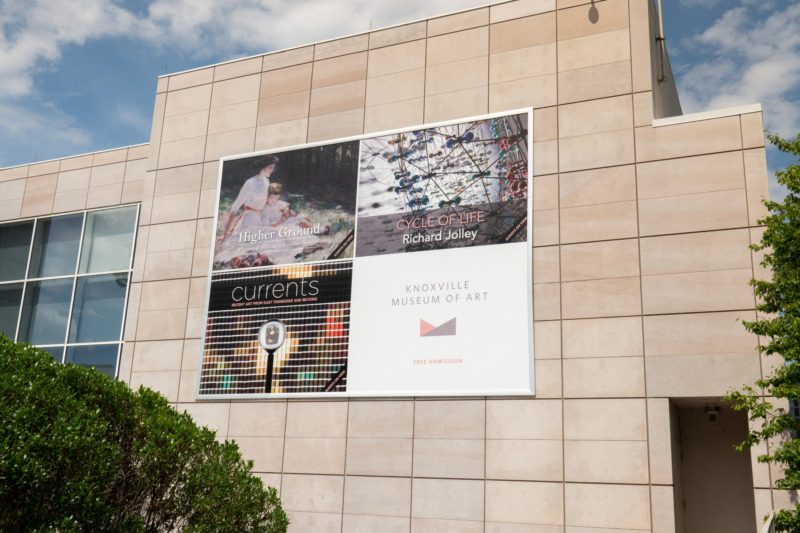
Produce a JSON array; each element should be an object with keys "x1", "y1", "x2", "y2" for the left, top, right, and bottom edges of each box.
[{"x1": 0, "y1": 335, "x2": 288, "y2": 533}]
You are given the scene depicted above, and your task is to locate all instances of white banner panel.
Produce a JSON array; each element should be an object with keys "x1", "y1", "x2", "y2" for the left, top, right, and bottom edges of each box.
[{"x1": 348, "y1": 243, "x2": 532, "y2": 395}]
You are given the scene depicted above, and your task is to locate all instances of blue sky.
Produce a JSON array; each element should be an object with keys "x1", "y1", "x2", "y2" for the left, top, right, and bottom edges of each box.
[{"x1": 0, "y1": 0, "x2": 797, "y2": 201}]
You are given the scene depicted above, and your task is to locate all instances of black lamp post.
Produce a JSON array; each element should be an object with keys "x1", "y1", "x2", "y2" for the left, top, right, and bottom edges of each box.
[{"x1": 258, "y1": 319, "x2": 286, "y2": 394}]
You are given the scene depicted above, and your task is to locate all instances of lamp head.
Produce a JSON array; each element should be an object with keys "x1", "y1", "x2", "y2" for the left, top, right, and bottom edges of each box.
[{"x1": 258, "y1": 319, "x2": 286, "y2": 351}]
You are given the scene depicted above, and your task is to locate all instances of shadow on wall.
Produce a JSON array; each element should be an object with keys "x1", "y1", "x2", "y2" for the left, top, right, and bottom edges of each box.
[{"x1": 589, "y1": 0, "x2": 599, "y2": 23}]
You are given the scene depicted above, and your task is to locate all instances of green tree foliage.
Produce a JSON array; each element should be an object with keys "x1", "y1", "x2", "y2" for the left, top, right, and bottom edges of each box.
[
  {"x1": 0, "y1": 335, "x2": 289, "y2": 533},
  {"x1": 726, "y1": 132, "x2": 800, "y2": 532}
]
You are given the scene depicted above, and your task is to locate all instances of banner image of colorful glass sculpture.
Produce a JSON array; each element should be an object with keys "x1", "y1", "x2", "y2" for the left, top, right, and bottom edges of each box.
[
  {"x1": 199, "y1": 261, "x2": 352, "y2": 396},
  {"x1": 355, "y1": 113, "x2": 528, "y2": 257},
  {"x1": 213, "y1": 142, "x2": 359, "y2": 270}
]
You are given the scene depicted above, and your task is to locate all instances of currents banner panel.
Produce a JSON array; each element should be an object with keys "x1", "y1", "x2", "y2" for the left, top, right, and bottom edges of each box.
[{"x1": 197, "y1": 110, "x2": 534, "y2": 398}]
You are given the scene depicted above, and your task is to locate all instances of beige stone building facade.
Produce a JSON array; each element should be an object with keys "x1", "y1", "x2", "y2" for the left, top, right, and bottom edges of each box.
[{"x1": 0, "y1": 0, "x2": 780, "y2": 531}]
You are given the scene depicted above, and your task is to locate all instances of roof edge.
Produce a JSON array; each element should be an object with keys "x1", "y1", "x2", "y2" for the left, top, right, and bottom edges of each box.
[
  {"x1": 0, "y1": 143, "x2": 149, "y2": 172},
  {"x1": 653, "y1": 103, "x2": 762, "y2": 127}
]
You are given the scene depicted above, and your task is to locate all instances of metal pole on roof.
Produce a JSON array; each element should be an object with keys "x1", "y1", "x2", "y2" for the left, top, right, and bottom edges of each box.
[{"x1": 656, "y1": 0, "x2": 667, "y2": 83}]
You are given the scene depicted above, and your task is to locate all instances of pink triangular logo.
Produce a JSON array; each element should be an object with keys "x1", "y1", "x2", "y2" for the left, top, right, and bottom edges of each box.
[
  {"x1": 420, "y1": 319, "x2": 436, "y2": 336},
  {"x1": 419, "y1": 318, "x2": 457, "y2": 337}
]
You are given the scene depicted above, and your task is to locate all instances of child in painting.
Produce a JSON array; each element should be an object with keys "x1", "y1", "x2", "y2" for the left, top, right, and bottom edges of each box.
[{"x1": 261, "y1": 183, "x2": 313, "y2": 229}]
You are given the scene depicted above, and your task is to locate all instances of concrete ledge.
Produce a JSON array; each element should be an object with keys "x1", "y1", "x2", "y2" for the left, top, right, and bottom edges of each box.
[{"x1": 653, "y1": 103, "x2": 762, "y2": 127}]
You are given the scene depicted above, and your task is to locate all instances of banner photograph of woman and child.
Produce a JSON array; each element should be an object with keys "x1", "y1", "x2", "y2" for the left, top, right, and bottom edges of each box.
[{"x1": 213, "y1": 141, "x2": 359, "y2": 270}]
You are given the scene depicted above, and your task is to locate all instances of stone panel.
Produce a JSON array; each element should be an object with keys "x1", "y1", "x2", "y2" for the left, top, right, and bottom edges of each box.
[
  {"x1": 413, "y1": 439, "x2": 485, "y2": 479},
  {"x1": 283, "y1": 437, "x2": 346, "y2": 475},
  {"x1": 281, "y1": 474, "x2": 344, "y2": 513},
  {"x1": 564, "y1": 483, "x2": 650, "y2": 530},
  {"x1": 487, "y1": 399, "x2": 562, "y2": 440},
  {"x1": 414, "y1": 400, "x2": 485, "y2": 439},
  {"x1": 561, "y1": 276, "x2": 641, "y2": 319},
  {"x1": 562, "y1": 316, "x2": 643, "y2": 358},
  {"x1": 490, "y1": 12, "x2": 556, "y2": 54},
  {"x1": 557, "y1": 0, "x2": 629, "y2": 42},
  {"x1": 369, "y1": 21, "x2": 427, "y2": 49},
  {"x1": 563, "y1": 399, "x2": 647, "y2": 441},
  {"x1": 343, "y1": 476, "x2": 412, "y2": 517},
  {"x1": 640, "y1": 229, "x2": 751, "y2": 276},
  {"x1": 490, "y1": 0, "x2": 556, "y2": 24},
  {"x1": 646, "y1": 353, "x2": 762, "y2": 397},
  {"x1": 348, "y1": 400, "x2": 414, "y2": 438},
  {"x1": 558, "y1": 95, "x2": 632, "y2": 138},
  {"x1": 558, "y1": 60, "x2": 632, "y2": 104},
  {"x1": 560, "y1": 239, "x2": 639, "y2": 282},
  {"x1": 485, "y1": 481, "x2": 563, "y2": 526},
  {"x1": 261, "y1": 64, "x2": 313, "y2": 98},
  {"x1": 428, "y1": 8, "x2": 489, "y2": 37},
  {"x1": 312, "y1": 52, "x2": 368, "y2": 89},
  {"x1": 426, "y1": 27, "x2": 489, "y2": 67},
  {"x1": 563, "y1": 357, "x2": 645, "y2": 398},
  {"x1": 558, "y1": 29, "x2": 630, "y2": 72},
  {"x1": 634, "y1": 116, "x2": 743, "y2": 162},
  {"x1": 641, "y1": 269, "x2": 755, "y2": 315},
  {"x1": 411, "y1": 479, "x2": 484, "y2": 521},
  {"x1": 345, "y1": 438, "x2": 413, "y2": 477},
  {"x1": 560, "y1": 164, "x2": 636, "y2": 208},
  {"x1": 564, "y1": 440, "x2": 649, "y2": 484},
  {"x1": 486, "y1": 440, "x2": 563, "y2": 481},
  {"x1": 638, "y1": 189, "x2": 748, "y2": 236}
]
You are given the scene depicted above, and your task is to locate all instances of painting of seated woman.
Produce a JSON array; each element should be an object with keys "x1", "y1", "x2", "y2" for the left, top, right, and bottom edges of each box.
[{"x1": 213, "y1": 142, "x2": 359, "y2": 270}]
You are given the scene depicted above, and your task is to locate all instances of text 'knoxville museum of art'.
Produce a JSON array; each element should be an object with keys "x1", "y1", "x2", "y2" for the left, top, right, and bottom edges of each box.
[{"x1": 0, "y1": 0, "x2": 782, "y2": 531}]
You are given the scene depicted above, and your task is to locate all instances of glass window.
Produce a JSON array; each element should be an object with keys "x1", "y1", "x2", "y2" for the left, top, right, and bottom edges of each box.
[
  {"x1": 0, "y1": 283, "x2": 23, "y2": 338},
  {"x1": 40, "y1": 345, "x2": 64, "y2": 362},
  {"x1": 68, "y1": 274, "x2": 128, "y2": 343},
  {"x1": 18, "y1": 278, "x2": 74, "y2": 345},
  {"x1": 65, "y1": 344, "x2": 119, "y2": 378},
  {"x1": 28, "y1": 214, "x2": 83, "y2": 278},
  {"x1": 79, "y1": 206, "x2": 138, "y2": 273},
  {"x1": 0, "y1": 205, "x2": 138, "y2": 378},
  {"x1": 0, "y1": 221, "x2": 33, "y2": 282}
]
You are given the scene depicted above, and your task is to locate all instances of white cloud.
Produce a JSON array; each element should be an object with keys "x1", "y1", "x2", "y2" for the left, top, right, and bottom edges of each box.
[
  {"x1": 0, "y1": 101, "x2": 92, "y2": 164},
  {"x1": 0, "y1": 0, "x2": 488, "y2": 95},
  {"x1": 675, "y1": 1, "x2": 800, "y2": 201},
  {"x1": 676, "y1": 2, "x2": 800, "y2": 137},
  {"x1": 0, "y1": 0, "x2": 141, "y2": 98},
  {"x1": 0, "y1": 0, "x2": 490, "y2": 167},
  {"x1": 0, "y1": 0, "x2": 467, "y2": 100}
]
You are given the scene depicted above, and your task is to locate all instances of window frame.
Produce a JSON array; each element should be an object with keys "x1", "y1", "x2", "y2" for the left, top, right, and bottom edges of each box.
[{"x1": 0, "y1": 204, "x2": 140, "y2": 378}]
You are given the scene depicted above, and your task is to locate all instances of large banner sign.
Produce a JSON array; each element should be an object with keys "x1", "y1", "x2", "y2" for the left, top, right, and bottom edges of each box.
[{"x1": 197, "y1": 110, "x2": 534, "y2": 398}]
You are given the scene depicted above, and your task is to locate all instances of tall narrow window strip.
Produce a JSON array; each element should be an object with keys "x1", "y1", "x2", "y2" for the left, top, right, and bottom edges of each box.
[
  {"x1": 68, "y1": 274, "x2": 128, "y2": 344},
  {"x1": 0, "y1": 283, "x2": 23, "y2": 338},
  {"x1": 79, "y1": 206, "x2": 138, "y2": 274},
  {"x1": 28, "y1": 214, "x2": 83, "y2": 279},
  {"x1": 0, "y1": 221, "x2": 33, "y2": 282},
  {"x1": 18, "y1": 278, "x2": 74, "y2": 345}
]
